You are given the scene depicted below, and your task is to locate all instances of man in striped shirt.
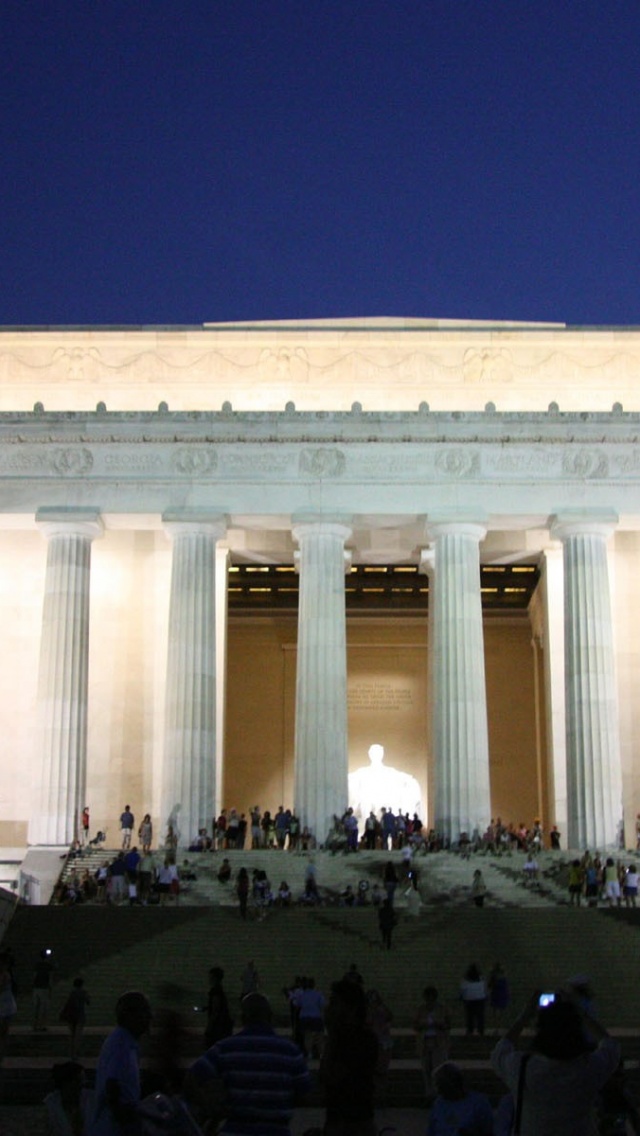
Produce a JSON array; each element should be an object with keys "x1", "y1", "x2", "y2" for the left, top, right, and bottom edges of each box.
[{"x1": 185, "y1": 993, "x2": 310, "y2": 1136}]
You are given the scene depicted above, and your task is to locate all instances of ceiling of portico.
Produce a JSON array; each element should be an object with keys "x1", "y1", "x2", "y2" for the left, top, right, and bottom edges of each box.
[{"x1": 223, "y1": 516, "x2": 550, "y2": 567}]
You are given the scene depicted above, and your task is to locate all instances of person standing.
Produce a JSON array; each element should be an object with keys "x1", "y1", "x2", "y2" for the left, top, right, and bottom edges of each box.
[
  {"x1": 204, "y1": 967, "x2": 233, "y2": 1049},
  {"x1": 236, "y1": 867, "x2": 249, "y2": 921},
  {"x1": 81, "y1": 806, "x2": 90, "y2": 846},
  {"x1": 138, "y1": 814, "x2": 152, "y2": 855},
  {"x1": 321, "y1": 979, "x2": 379, "y2": 1136},
  {"x1": 460, "y1": 963, "x2": 487, "y2": 1037},
  {"x1": 119, "y1": 806, "x2": 134, "y2": 851},
  {"x1": 185, "y1": 992, "x2": 309, "y2": 1136},
  {"x1": 491, "y1": 990, "x2": 620, "y2": 1136},
  {"x1": 488, "y1": 962, "x2": 510, "y2": 1031},
  {"x1": 90, "y1": 990, "x2": 152, "y2": 1136},
  {"x1": 413, "y1": 985, "x2": 450, "y2": 1100},
  {"x1": 59, "y1": 976, "x2": 90, "y2": 1059},
  {"x1": 471, "y1": 869, "x2": 487, "y2": 907},
  {"x1": 33, "y1": 948, "x2": 54, "y2": 1032},
  {"x1": 378, "y1": 898, "x2": 396, "y2": 950}
]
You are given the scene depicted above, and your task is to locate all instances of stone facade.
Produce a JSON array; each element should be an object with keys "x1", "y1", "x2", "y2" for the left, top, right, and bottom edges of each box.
[{"x1": 1, "y1": 318, "x2": 639, "y2": 850}]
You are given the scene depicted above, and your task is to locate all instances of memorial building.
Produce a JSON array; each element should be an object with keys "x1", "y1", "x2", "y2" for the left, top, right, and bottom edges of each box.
[{"x1": 1, "y1": 316, "x2": 639, "y2": 861}]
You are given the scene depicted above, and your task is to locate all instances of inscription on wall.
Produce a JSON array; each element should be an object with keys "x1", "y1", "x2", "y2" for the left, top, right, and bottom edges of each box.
[{"x1": 348, "y1": 681, "x2": 414, "y2": 711}]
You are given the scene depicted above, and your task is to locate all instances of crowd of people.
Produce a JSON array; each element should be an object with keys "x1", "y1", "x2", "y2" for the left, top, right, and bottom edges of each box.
[
  {"x1": 74, "y1": 801, "x2": 573, "y2": 861},
  {"x1": 8, "y1": 953, "x2": 633, "y2": 1136},
  {"x1": 567, "y1": 851, "x2": 639, "y2": 908}
]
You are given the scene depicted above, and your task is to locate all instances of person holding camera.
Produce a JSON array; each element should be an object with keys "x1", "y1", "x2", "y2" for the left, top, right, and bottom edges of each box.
[{"x1": 491, "y1": 988, "x2": 620, "y2": 1135}]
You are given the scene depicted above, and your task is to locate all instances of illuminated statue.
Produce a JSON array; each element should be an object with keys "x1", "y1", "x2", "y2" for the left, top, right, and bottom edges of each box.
[{"x1": 348, "y1": 743, "x2": 424, "y2": 820}]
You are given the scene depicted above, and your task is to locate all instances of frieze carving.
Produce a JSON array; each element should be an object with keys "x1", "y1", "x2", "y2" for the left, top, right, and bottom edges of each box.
[
  {"x1": 222, "y1": 453, "x2": 292, "y2": 475},
  {"x1": 52, "y1": 448, "x2": 94, "y2": 476},
  {"x1": 435, "y1": 448, "x2": 480, "y2": 477},
  {"x1": 173, "y1": 448, "x2": 217, "y2": 475},
  {"x1": 2, "y1": 340, "x2": 640, "y2": 395},
  {"x1": 485, "y1": 451, "x2": 558, "y2": 475},
  {"x1": 463, "y1": 349, "x2": 513, "y2": 384},
  {"x1": 299, "y1": 448, "x2": 346, "y2": 478},
  {"x1": 562, "y1": 449, "x2": 609, "y2": 479},
  {"x1": 104, "y1": 453, "x2": 165, "y2": 471}
]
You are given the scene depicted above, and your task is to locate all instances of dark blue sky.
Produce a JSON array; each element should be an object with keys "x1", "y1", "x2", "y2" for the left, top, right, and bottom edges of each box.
[{"x1": 2, "y1": 2, "x2": 640, "y2": 326}]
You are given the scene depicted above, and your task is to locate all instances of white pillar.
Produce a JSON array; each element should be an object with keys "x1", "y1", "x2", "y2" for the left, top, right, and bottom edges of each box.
[
  {"x1": 293, "y1": 519, "x2": 352, "y2": 846},
  {"x1": 29, "y1": 509, "x2": 103, "y2": 845},
  {"x1": 540, "y1": 547, "x2": 567, "y2": 834},
  {"x1": 427, "y1": 521, "x2": 491, "y2": 843},
  {"x1": 419, "y1": 548, "x2": 435, "y2": 829},
  {"x1": 162, "y1": 513, "x2": 226, "y2": 847},
  {"x1": 551, "y1": 514, "x2": 623, "y2": 849}
]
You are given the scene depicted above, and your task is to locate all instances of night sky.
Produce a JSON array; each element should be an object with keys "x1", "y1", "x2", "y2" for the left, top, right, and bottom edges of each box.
[{"x1": 2, "y1": 2, "x2": 640, "y2": 327}]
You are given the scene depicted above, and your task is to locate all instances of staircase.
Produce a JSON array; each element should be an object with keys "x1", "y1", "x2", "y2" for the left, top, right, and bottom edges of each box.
[{"x1": 3, "y1": 849, "x2": 640, "y2": 1110}]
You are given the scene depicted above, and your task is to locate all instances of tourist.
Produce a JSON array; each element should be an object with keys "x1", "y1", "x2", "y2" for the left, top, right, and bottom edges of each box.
[
  {"x1": 236, "y1": 866, "x2": 249, "y2": 919},
  {"x1": 294, "y1": 976, "x2": 325, "y2": 1058},
  {"x1": 204, "y1": 967, "x2": 233, "y2": 1048},
  {"x1": 523, "y1": 851, "x2": 539, "y2": 885},
  {"x1": 59, "y1": 976, "x2": 90, "y2": 1059},
  {"x1": 413, "y1": 985, "x2": 450, "y2": 1100},
  {"x1": 90, "y1": 990, "x2": 152, "y2": 1136},
  {"x1": 603, "y1": 856, "x2": 622, "y2": 907},
  {"x1": 250, "y1": 805, "x2": 262, "y2": 849},
  {"x1": 215, "y1": 810, "x2": 227, "y2": 850},
  {"x1": 568, "y1": 858, "x2": 584, "y2": 906},
  {"x1": 217, "y1": 858, "x2": 231, "y2": 884},
  {"x1": 491, "y1": 990, "x2": 620, "y2": 1136},
  {"x1": 156, "y1": 858, "x2": 175, "y2": 906},
  {"x1": 624, "y1": 863, "x2": 639, "y2": 907},
  {"x1": 137, "y1": 848, "x2": 155, "y2": 905},
  {"x1": 95, "y1": 861, "x2": 109, "y2": 903},
  {"x1": 382, "y1": 860, "x2": 398, "y2": 904},
  {"x1": 33, "y1": 947, "x2": 54, "y2": 1032},
  {"x1": 460, "y1": 963, "x2": 487, "y2": 1037},
  {"x1": 378, "y1": 897, "x2": 397, "y2": 949},
  {"x1": 185, "y1": 992, "x2": 309, "y2": 1135},
  {"x1": 427, "y1": 1062, "x2": 493, "y2": 1136},
  {"x1": 321, "y1": 978, "x2": 378, "y2": 1136},
  {"x1": 488, "y1": 961, "x2": 510, "y2": 1031},
  {"x1": 119, "y1": 805, "x2": 134, "y2": 850},
  {"x1": 44, "y1": 1061, "x2": 93, "y2": 1136},
  {"x1": 137, "y1": 814, "x2": 152, "y2": 854},
  {"x1": 550, "y1": 824, "x2": 561, "y2": 850},
  {"x1": 81, "y1": 805, "x2": 90, "y2": 846},
  {"x1": 366, "y1": 988, "x2": 393, "y2": 1077},
  {"x1": 277, "y1": 880, "x2": 292, "y2": 907},
  {"x1": 471, "y1": 868, "x2": 487, "y2": 907},
  {"x1": 109, "y1": 853, "x2": 127, "y2": 905}
]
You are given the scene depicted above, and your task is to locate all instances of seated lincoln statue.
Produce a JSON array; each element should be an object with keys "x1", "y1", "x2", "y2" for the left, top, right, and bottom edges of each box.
[{"x1": 348, "y1": 743, "x2": 424, "y2": 821}]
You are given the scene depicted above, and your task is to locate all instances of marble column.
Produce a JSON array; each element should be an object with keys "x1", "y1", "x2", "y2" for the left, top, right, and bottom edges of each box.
[
  {"x1": 293, "y1": 519, "x2": 352, "y2": 846},
  {"x1": 29, "y1": 508, "x2": 103, "y2": 845},
  {"x1": 427, "y1": 521, "x2": 491, "y2": 843},
  {"x1": 540, "y1": 547, "x2": 567, "y2": 833},
  {"x1": 162, "y1": 513, "x2": 226, "y2": 848},
  {"x1": 551, "y1": 514, "x2": 623, "y2": 849}
]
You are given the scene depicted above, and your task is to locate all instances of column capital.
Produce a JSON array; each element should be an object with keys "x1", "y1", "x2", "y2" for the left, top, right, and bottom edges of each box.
[
  {"x1": 36, "y1": 507, "x2": 103, "y2": 541},
  {"x1": 292, "y1": 515, "x2": 353, "y2": 544},
  {"x1": 426, "y1": 520, "x2": 487, "y2": 543},
  {"x1": 550, "y1": 510, "x2": 618, "y2": 542},
  {"x1": 162, "y1": 510, "x2": 227, "y2": 540}
]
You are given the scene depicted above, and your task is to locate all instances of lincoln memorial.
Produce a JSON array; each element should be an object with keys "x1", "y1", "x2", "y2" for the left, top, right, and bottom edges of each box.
[{"x1": 1, "y1": 317, "x2": 639, "y2": 859}]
